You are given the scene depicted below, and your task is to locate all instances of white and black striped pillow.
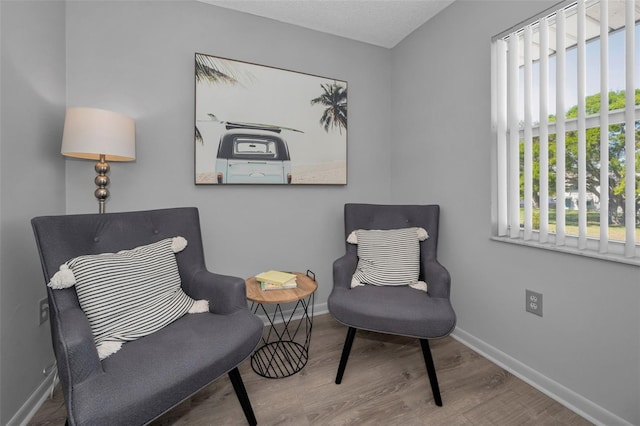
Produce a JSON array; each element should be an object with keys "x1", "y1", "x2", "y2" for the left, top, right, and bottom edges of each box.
[
  {"x1": 54, "y1": 237, "x2": 198, "y2": 359},
  {"x1": 350, "y1": 227, "x2": 427, "y2": 289}
]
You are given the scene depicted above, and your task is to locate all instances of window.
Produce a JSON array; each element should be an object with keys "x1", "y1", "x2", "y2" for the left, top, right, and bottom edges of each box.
[
  {"x1": 235, "y1": 139, "x2": 278, "y2": 156},
  {"x1": 491, "y1": 0, "x2": 639, "y2": 264}
]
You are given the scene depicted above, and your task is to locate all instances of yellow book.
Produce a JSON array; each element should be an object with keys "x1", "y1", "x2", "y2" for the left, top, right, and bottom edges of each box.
[
  {"x1": 260, "y1": 280, "x2": 298, "y2": 291},
  {"x1": 255, "y1": 270, "x2": 297, "y2": 286}
]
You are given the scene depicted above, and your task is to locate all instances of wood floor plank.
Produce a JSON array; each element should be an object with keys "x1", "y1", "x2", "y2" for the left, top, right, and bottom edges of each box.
[{"x1": 28, "y1": 314, "x2": 591, "y2": 425}]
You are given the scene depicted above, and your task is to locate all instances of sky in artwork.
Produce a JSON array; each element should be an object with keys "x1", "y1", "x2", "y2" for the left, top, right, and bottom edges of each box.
[{"x1": 195, "y1": 56, "x2": 346, "y2": 174}]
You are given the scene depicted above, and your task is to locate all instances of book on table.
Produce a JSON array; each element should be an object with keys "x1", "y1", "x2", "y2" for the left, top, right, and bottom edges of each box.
[{"x1": 255, "y1": 270, "x2": 297, "y2": 290}]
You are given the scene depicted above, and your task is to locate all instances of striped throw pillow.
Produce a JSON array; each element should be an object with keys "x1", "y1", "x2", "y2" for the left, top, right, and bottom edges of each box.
[
  {"x1": 49, "y1": 237, "x2": 206, "y2": 359},
  {"x1": 349, "y1": 227, "x2": 428, "y2": 291}
]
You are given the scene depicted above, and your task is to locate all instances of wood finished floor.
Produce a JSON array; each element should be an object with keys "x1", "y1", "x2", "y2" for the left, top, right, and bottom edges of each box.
[{"x1": 29, "y1": 314, "x2": 591, "y2": 426}]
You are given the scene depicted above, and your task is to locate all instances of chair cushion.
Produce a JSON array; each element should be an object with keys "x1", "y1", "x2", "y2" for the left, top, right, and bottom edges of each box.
[
  {"x1": 328, "y1": 285, "x2": 456, "y2": 339},
  {"x1": 73, "y1": 311, "x2": 264, "y2": 425},
  {"x1": 349, "y1": 227, "x2": 428, "y2": 291},
  {"x1": 48, "y1": 237, "x2": 205, "y2": 359}
]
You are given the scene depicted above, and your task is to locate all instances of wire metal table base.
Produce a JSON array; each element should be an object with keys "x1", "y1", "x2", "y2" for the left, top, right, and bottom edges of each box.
[{"x1": 250, "y1": 292, "x2": 314, "y2": 378}]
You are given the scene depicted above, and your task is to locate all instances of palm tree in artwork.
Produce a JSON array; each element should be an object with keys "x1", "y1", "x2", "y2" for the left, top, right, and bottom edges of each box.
[
  {"x1": 195, "y1": 54, "x2": 238, "y2": 85},
  {"x1": 195, "y1": 54, "x2": 238, "y2": 144},
  {"x1": 310, "y1": 82, "x2": 347, "y2": 134}
]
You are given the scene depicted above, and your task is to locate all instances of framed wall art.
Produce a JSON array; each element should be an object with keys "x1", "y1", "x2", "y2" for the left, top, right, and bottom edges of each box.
[{"x1": 195, "y1": 53, "x2": 347, "y2": 185}]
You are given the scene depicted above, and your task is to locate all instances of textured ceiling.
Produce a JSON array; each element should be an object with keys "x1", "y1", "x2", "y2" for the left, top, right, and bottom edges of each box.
[{"x1": 199, "y1": 0, "x2": 455, "y2": 48}]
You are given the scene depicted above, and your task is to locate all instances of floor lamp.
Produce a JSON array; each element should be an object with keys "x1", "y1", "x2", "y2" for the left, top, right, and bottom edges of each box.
[{"x1": 61, "y1": 107, "x2": 136, "y2": 214}]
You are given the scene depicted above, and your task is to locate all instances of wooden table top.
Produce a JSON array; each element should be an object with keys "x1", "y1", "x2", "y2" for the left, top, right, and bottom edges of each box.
[{"x1": 246, "y1": 272, "x2": 318, "y2": 304}]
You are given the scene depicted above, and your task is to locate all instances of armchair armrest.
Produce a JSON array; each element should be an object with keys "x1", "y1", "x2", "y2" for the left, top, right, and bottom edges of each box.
[
  {"x1": 53, "y1": 306, "x2": 103, "y2": 388},
  {"x1": 184, "y1": 270, "x2": 248, "y2": 315},
  {"x1": 423, "y1": 260, "x2": 451, "y2": 299},
  {"x1": 333, "y1": 253, "x2": 358, "y2": 289}
]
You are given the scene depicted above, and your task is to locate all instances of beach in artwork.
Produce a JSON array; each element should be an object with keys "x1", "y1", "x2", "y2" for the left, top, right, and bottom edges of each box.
[
  {"x1": 292, "y1": 161, "x2": 346, "y2": 184},
  {"x1": 196, "y1": 160, "x2": 346, "y2": 185}
]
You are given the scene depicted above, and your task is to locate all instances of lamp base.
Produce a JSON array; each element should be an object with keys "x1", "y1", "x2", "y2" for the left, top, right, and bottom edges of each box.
[{"x1": 94, "y1": 155, "x2": 110, "y2": 214}]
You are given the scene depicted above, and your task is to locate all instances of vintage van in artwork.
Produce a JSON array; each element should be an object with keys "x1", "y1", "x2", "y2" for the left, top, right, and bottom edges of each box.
[{"x1": 214, "y1": 123, "x2": 292, "y2": 184}]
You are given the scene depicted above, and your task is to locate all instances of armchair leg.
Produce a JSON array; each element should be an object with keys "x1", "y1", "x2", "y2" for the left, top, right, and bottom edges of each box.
[
  {"x1": 335, "y1": 327, "x2": 357, "y2": 384},
  {"x1": 228, "y1": 367, "x2": 257, "y2": 426},
  {"x1": 420, "y1": 339, "x2": 443, "y2": 406}
]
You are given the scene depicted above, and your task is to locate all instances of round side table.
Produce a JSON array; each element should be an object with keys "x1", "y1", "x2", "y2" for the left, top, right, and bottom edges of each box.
[{"x1": 245, "y1": 271, "x2": 317, "y2": 379}]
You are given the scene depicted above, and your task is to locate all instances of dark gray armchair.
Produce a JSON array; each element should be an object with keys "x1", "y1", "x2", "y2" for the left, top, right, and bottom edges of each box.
[
  {"x1": 31, "y1": 207, "x2": 263, "y2": 425},
  {"x1": 328, "y1": 203, "x2": 456, "y2": 406}
]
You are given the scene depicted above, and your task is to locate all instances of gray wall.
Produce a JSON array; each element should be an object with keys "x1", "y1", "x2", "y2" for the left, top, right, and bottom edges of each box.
[
  {"x1": 2, "y1": 1, "x2": 392, "y2": 422},
  {"x1": 2, "y1": 0, "x2": 639, "y2": 424},
  {"x1": 390, "y1": 1, "x2": 640, "y2": 424},
  {"x1": 63, "y1": 0, "x2": 392, "y2": 311},
  {"x1": 0, "y1": 1, "x2": 66, "y2": 423}
]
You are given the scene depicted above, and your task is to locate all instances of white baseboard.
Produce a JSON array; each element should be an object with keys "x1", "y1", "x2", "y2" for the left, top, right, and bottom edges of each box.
[
  {"x1": 314, "y1": 302, "x2": 329, "y2": 317},
  {"x1": 451, "y1": 327, "x2": 633, "y2": 426},
  {"x1": 9, "y1": 367, "x2": 58, "y2": 426}
]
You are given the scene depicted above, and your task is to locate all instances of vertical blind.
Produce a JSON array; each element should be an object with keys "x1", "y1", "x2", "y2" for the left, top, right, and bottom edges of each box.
[{"x1": 493, "y1": 0, "x2": 639, "y2": 261}]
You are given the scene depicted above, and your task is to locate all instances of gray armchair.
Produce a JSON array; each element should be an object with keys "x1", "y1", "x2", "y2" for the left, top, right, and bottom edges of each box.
[
  {"x1": 31, "y1": 207, "x2": 263, "y2": 425},
  {"x1": 328, "y1": 203, "x2": 456, "y2": 406}
]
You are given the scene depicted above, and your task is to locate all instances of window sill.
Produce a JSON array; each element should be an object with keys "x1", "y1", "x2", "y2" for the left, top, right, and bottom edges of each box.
[{"x1": 490, "y1": 235, "x2": 640, "y2": 267}]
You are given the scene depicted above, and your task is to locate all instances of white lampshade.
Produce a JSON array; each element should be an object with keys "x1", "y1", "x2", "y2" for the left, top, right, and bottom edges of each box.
[{"x1": 61, "y1": 107, "x2": 135, "y2": 161}]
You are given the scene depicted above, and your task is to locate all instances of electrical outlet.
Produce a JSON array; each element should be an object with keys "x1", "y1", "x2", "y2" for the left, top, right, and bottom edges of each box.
[
  {"x1": 39, "y1": 298, "x2": 49, "y2": 325},
  {"x1": 525, "y1": 290, "x2": 543, "y2": 317}
]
